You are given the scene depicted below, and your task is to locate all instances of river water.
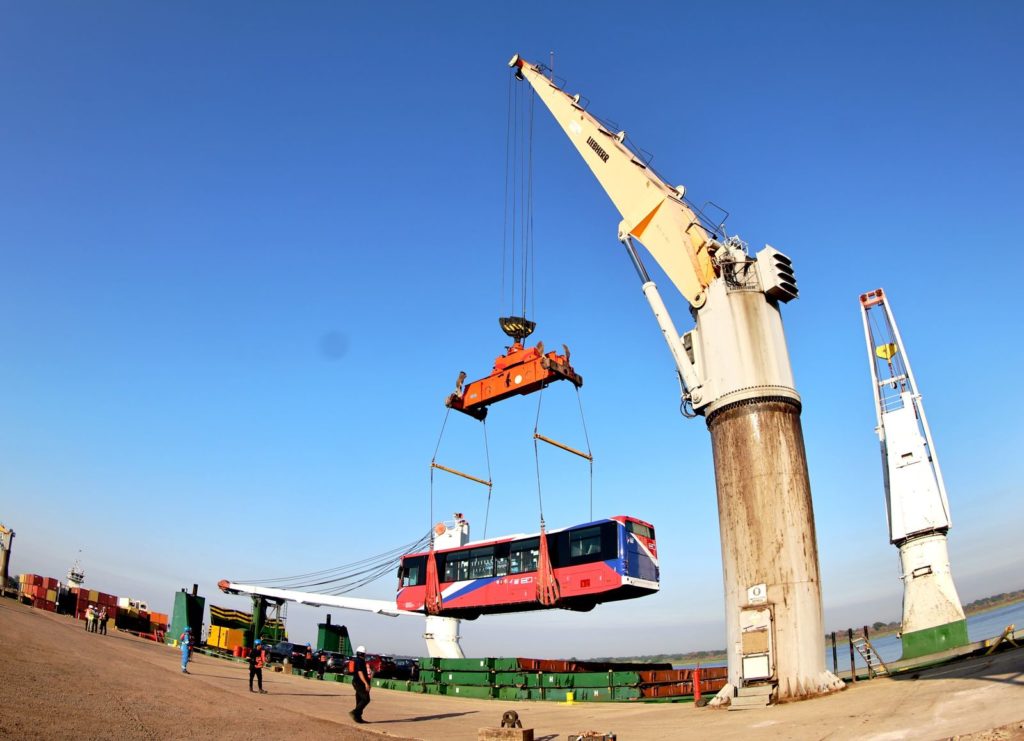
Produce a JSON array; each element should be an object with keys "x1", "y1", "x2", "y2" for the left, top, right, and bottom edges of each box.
[
  {"x1": 830, "y1": 600, "x2": 1024, "y2": 673},
  {"x1": 675, "y1": 601, "x2": 1024, "y2": 672}
]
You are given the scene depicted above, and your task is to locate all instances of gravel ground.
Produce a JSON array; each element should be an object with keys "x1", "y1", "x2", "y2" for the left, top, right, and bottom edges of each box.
[{"x1": 2, "y1": 598, "x2": 1023, "y2": 740}]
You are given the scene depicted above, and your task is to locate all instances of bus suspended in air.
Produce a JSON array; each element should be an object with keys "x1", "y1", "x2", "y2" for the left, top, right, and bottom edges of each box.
[{"x1": 396, "y1": 515, "x2": 659, "y2": 619}]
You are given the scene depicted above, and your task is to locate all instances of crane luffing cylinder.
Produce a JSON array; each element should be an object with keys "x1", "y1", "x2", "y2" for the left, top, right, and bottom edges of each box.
[{"x1": 511, "y1": 53, "x2": 841, "y2": 701}]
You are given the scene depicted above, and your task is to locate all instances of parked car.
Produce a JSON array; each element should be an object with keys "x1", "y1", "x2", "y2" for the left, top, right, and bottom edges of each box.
[
  {"x1": 265, "y1": 641, "x2": 310, "y2": 667},
  {"x1": 366, "y1": 654, "x2": 398, "y2": 679},
  {"x1": 317, "y1": 650, "x2": 350, "y2": 674},
  {"x1": 391, "y1": 658, "x2": 419, "y2": 681}
]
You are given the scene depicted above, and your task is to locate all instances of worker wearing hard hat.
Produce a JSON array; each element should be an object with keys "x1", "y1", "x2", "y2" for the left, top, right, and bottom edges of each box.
[
  {"x1": 249, "y1": 639, "x2": 268, "y2": 693},
  {"x1": 349, "y1": 646, "x2": 371, "y2": 724},
  {"x1": 180, "y1": 627, "x2": 192, "y2": 674}
]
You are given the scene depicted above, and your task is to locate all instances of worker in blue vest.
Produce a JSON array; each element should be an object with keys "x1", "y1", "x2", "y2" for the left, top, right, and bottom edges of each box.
[{"x1": 180, "y1": 627, "x2": 192, "y2": 673}]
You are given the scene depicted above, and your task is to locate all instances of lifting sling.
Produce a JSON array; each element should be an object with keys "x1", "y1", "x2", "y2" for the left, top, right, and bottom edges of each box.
[
  {"x1": 424, "y1": 548, "x2": 443, "y2": 615},
  {"x1": 536, "y1": 523, "x2": 560, "y2": 607}
]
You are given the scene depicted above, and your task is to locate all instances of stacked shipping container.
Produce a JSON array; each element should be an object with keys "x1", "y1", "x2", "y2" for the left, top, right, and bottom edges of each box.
[
  {"x1": 17, "y1": 573, "x2": 59, "y2": 612},
  {"x1": 15, "y1": 573, "x2": 165, "y2": 638},
  {"x1": 207, "y1": 625, "x2": 247, "y2": 651},
  {"x1": 72, "y1": 587, "x2": 119, "y2": 625},
  {"x1": 411, "y1": 657, "x2": 729, "y2": 701},
  {"x1": 304, "y1": 656, "x2": 729, "y2": 703}
]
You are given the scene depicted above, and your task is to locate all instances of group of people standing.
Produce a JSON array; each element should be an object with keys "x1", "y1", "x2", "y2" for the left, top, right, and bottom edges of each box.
[{"x1": 83, "y1": 605, "x2": 109, "y2": 635}]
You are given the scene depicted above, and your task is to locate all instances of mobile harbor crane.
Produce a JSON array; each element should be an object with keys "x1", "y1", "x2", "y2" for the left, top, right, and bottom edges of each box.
[
  {"x1": 510, "y1": 54, "x2": 842, "y2": 702},
  {"x1": 860, "y1": 289, "x2": 968, "y2": 659}
]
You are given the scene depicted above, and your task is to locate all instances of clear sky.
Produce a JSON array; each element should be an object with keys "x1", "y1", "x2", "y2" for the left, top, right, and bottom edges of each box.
[{"x1": 2, "y1": 1, "x2": 1022, "y2": 659}]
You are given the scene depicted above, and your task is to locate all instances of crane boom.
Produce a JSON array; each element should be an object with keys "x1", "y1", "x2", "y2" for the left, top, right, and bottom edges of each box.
[
  {"x1": 218, "y1": 578, "x2": 466, "y2": 659},
  {"x1": 217, "y1": 579, "x2": 416, "y2": 617},
  {"x1": 509, "y1": 54, "x2": 716, "y2": 307}
]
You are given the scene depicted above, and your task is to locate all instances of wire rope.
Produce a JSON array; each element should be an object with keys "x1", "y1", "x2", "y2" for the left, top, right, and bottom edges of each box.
[
  {"x1": 482, "y1": 418, "x2": 493, "y2": 539},
  {"x1": 429, "y1": 407, "x2": 453, "y2": 546},
  {"x1": 575, "y1": 385, "x2": 595, "y2": 521},
  {"x1": 532, "y1": 385, "x2": 546, "y2": 524}
]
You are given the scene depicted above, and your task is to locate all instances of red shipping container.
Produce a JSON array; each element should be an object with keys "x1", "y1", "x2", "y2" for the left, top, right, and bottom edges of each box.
[
  {"x1": 45, "y1": 577, "x2": 59, "y2": 590},
  {"x1": 31, "y1": 575, "x2": 43, "y2": 586}
]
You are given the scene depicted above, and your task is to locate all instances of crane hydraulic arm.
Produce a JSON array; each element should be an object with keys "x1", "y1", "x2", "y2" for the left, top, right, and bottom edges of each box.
[{"x1": 510, "y1": 54, "x2": 840, "y2": 702}]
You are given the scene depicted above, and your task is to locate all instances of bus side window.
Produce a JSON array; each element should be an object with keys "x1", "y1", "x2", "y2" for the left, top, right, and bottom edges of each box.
[
  {"x1": 510, "y1": 538, "x2": 539, "y2": 574},
  {"x1": 470, "y1": 547, "x2": 495, "y2": 579}
]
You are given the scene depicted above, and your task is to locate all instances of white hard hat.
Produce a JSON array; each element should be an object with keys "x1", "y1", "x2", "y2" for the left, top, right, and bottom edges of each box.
[{"x1": 356, "y1": 645, "x2": 366, "y2": 654}]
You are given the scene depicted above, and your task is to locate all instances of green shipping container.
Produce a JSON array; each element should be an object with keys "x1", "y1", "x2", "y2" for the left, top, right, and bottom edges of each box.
[
  {"x1": 541, "y1": 673, "x2": 575, "y2": 688},
  {"x1": 423, "y1": 683, "x2": 446, "y2": 695},
  {"x1": 437, "y1": 658, "x2": 490, "y2": 671},
  {"x1": 489, "y1": 657, "x2": 519, "y2": 671},
  {"x1": 573, "y1": 687, "x2": 614, "y2": 702},
  {"x1": 493, "y1": 672, "x2": 529, "y2": 687},
  {"x1": 573, "y1": 671, "x2": 641, "y2": 688},
  {"x1": 447, "y1": 684, "x2": 494, "y2": 700},
  {"x1": 613, "y1": 686, "x2": 642, "y2": 700},
  {"x1": 523, "y1": 673, "x2": 543, "y2": 688},
  {"x1": 441, "y1": 671, "x2": 492, "y2": 686}
]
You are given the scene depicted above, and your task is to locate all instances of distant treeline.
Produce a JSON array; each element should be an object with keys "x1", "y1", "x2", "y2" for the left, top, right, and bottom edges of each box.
[
  {"x1": 588, "y1": 588, "x2": 1024, "y2": 661},
  {"x1": 586, "y1": 649, "x2": 726, "y2": 664},
  {"x1": 827, "y1": 587, "x2": 1024, "y2": 640}
]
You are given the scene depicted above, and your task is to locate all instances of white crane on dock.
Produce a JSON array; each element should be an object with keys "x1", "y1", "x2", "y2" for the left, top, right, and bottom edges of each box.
[
  {"x1": 860, "y1": 288, "x2": 968, "y2": 659},
  {"x1": 509, "y1": 53, "x2": 842, "y2": 702}
]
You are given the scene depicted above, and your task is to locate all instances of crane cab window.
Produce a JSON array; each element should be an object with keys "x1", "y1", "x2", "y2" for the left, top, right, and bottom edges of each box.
[{"x1": 509, "y1": 538, "x2": 539, "y2": 574}]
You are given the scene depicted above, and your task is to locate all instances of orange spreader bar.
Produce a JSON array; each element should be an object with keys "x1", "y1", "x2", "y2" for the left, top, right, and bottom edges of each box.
[{"x1": 445, "y1": 341, "x2": 583, "y2": 421}]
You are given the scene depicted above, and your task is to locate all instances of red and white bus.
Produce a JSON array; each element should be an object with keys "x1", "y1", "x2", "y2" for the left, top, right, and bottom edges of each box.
[{"x1": 396, "y1": 515, "x2": 658, "y2": 619}]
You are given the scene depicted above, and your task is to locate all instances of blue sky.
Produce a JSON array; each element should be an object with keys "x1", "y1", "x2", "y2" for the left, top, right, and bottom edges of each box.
[{"x1": 2, "y1": 1, "x2": 1022, "y2": 658}]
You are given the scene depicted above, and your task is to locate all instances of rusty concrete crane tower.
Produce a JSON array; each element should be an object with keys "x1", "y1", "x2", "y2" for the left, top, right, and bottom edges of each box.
[
  {"x1": 510, "y1": 54, "x2": 842, "y2": 701},
  {"x1": 860, "y1": 289, "x2": 968, "y2": 658}
]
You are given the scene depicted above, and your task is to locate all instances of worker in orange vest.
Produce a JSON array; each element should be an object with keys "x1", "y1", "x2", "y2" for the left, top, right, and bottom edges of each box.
[{"x1": 249, "y1": 639, "x2": 268, "y2": 693}]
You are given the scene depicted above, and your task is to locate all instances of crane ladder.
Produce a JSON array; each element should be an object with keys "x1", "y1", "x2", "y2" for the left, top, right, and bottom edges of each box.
[{"x1": 852, "y1": 636, "x2": 889, "y2": 678}]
